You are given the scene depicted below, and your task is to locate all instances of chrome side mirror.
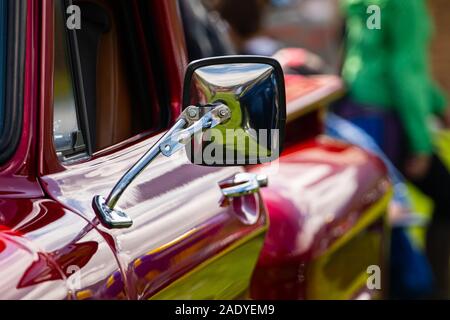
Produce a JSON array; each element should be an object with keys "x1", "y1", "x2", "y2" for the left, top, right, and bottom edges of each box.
[
  {"x1": 93, "y1": 56, "x2": 285, "y2": 229},
  {"x1": 183, "y1": 56, "x2": 286, "y2": 166}
]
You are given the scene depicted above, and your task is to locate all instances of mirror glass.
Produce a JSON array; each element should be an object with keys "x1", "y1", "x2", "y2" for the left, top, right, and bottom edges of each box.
[{"x1": 183, "y1": 57, "x2": 286, "y2": 166}]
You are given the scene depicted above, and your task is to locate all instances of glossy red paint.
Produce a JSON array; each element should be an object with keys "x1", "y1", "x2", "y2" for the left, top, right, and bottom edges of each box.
[
  {"x1": 0, "y1": 198, "x2": 127, "y2": 299},
  {"x1": 0, "y1": 0, "x2": 126, "y2": 299},
  {"x1": 39, "y1": 0, "x2": 61, "y2": 175},
  {"x1": 0, "y1": 199, "x2": 126, "y2": 299},
  {"x1": 0, "y1": 0, "x2": 391, "y2": 300},
  {"x1": 272, "y1": 139, "x2": 387, "y2": 262},
  {"x1": 36, "y1": 0, "x2": 267, "y2": 300},
  {"x1": 147, "y1": 0, "x2": 188, "y2": 125},
  {"x1": 39, "y1": 131, "x2": 267, "y2": 299},
  {"x1": 249, "y1": 138, "x2": 389, "y2": 299}
]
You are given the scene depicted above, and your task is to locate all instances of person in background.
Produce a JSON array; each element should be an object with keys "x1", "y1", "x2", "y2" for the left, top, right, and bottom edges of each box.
[
  {"x1": 212, "y1": 0, "x2": 328, "y2": 74},
  {"x1": 337, "y1": 0, "x2": 450, "y2": 298},
  {"x1": 213, "y1": 0, "x2": 278, "y2": 56},
  {"x1": 179, "y1": 0, "x2": 236, "y2": 62}
]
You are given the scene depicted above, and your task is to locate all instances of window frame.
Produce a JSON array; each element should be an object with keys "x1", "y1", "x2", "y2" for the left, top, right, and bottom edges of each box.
[
  {"x1": 53, "y1": 0, "x2": 92, "y2": 161},
  {"x1": 52, "y1": 0, "x2": 172, "y2": 164},
  {"x1": 0, "y1": 0, "x2": 27, "y2": 164}
]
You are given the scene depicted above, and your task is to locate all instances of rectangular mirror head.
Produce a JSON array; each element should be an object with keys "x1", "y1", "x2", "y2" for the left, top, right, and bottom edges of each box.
[{"x1": 183, "y1": 56, "x2": 286, "y2": 166}]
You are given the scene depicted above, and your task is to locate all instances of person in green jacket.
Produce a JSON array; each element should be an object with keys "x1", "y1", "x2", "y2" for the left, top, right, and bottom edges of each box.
[{"x1": 338, "y1": 0, "x2": 450, "y2": 298}]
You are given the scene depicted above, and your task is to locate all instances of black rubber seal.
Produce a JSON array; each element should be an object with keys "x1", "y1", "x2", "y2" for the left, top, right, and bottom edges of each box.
[{"x1": 0, "y1": 0, "x2": 27, "y2": 164}]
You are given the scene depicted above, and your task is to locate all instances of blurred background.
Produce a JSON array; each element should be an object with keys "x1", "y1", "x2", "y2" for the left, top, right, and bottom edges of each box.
[{"x1": 201, "y1": 0, "x2": 450, "y2": 95}]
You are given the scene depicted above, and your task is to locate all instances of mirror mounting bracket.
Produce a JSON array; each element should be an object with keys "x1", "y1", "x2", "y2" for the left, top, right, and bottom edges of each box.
[
  {"x1": 92, "y1": 104, "x2": 231, "y2": 229},
  {"x1": 160, "y1": 104, "x2": 230, "y2": 157}
]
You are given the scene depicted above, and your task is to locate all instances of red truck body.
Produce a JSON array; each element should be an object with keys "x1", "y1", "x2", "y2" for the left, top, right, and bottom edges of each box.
[{"x1": 0, "y1": 0, "x2": 390, "y2": 300}]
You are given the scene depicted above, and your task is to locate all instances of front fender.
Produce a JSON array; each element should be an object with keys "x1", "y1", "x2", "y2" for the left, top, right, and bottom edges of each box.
[
  {"x1": 0, "y1": 226, "x2": 69, "y2": 299},
  {"x1": 250, "y1": 136, "x2": 391, "y2": 299}
]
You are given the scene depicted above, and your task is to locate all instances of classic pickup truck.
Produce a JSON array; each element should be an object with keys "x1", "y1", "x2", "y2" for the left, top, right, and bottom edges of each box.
[{"x1": 0, "y1": 0, "x2": 390, "y2": 300}]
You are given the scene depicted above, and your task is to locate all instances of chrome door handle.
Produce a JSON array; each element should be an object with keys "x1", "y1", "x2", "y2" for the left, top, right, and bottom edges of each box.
[{"x1": 219, "y1": 173, "x2": 268, "y2": 198}]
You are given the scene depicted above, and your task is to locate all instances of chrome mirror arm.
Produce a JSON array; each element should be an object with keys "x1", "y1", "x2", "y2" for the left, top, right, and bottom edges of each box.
[
  {"x1": 160, "y1": 104, "x2": 230, "y2": 157},
  {"x1": 92, "y1": 104, "x2": 231, "y2": 229}
]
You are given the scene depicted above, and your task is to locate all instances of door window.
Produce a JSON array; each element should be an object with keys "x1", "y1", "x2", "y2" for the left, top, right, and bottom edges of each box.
[
  {"x1": 53, "y1": 0, "x2": 86, "y2": 160},
  {"x1": 53, "y1": 0, "x2": 166, "y2": 162}
]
